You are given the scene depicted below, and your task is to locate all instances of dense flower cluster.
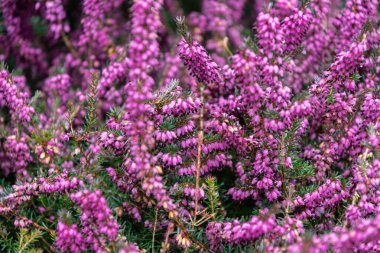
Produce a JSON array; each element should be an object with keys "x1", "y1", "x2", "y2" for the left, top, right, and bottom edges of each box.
[
  {"x1": 0, "y1": 0, "x2": 379, "y2": 252},
  {"x1": 177, "y1": 38, "x2": 222, "y2": 86},
  {"x1": 0, "y1": 70, "x2": 34, "y2": 122}
]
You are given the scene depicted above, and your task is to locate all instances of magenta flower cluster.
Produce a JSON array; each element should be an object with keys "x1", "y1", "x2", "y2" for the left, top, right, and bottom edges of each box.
[{"x1": 0, "y1": 0, "x2": 379, "y2": 252}]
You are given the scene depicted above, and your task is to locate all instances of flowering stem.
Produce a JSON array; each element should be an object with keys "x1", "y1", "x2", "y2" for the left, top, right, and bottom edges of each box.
[
  {"x1": 160, "y1": 223, "x2": 173, "y2": 253},
  {"x1": 60, "y1": 29, "x2": 79, "y2": 58},
  {"x1": 151, "y1": 207, "x2": 158, "y2": 253},
  {"x1": 193, "y1": 83, "x2": 204, "y2": 229},
  {"x1": 133, "y1": 184, "x2": 209, "y2": 251},
  {"x1": 172, "y1": 215, "x2": 209, "y2": 251},
  {"x1": 0, "y1": 205, "x2": 55, "y2": 235},
  {"x1": 279, "y1": 134, "x2": 287, "y2": 195},
  {"x1": 222, "y1": 37, "x2": 233, "y2": 57}
]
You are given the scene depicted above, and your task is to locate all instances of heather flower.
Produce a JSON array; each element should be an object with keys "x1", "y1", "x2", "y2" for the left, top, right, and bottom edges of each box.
[
  {"x1": 290, "y1": 180, "x2": 350, "y2": 220},
  {"x1": 201, "y1": 0, "x2": 232, "y2": 36},
  {"x1": 128, "y1": 0, "x2": 163, "y2": 87},
  {"x1": 271, "y1": 0, "x2": 298, "y2": 19},
  {"x1": 327, "y1": 39, "x2": 368, "y2": 85},
  {"x1": 70, "y1": 189, "x2": 119, "y2": 252},
  {"x1": 207, "y1": 212, "x2": 279, "y2": 250},
  {"x1": 98, "y1": 59, "x2": 129, "y2": 98},
  {"x1": 1, "y1": 0, "x2": 47, "y2": 72},
  {"x1": 0, "y1": 1, "x2": 379, "y2": 252},
  {"x1": 227, "y1": 0, "x2": 246, "y2": 22},
  {"x1": 56, "y1": 222, "x2": 86, "y2": 253},
  {"x1": 178, "y1": 38, "x2": 222, "y2": 86},
  {"x1": 0, "y1": 70, "x2": 34, "y2": 122},
  {"x1": 79, "y1": 0, "x2": 112, "y2": 55},
  {"x1": 332, "y1": 0, "x2": 378, "y2": 53},
  {"x1": 0, "y1": 135, "x2": 32, "y2": 177},
  {"x1": 43, "y1": 0, "x2": 70, "y2": 40},
  {"x1": 256, "y1": 12, "x2": 283, "y2": 57},
  {"x1": 43, "y1": 73, "x2": 71, "y2": 114},
  {"x1": 281, "y1": 9, "x2": 312, "y2": 53}
]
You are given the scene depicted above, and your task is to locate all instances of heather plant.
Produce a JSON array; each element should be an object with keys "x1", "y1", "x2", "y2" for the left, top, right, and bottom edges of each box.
[{"x1": 0, "y1": 0, "x2": 379, "y2": 252}]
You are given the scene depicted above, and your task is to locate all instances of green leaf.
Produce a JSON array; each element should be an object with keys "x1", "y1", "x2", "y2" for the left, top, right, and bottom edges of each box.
[
  {"x1": 84, "y1": 74, "x2": 99, "y2": 132},
  {"x1": 16, "y1": 229, "x2": 42, "y2": 253},
  {"x1": 30, "y1": 16, "x2": 48, "y2": 37}
]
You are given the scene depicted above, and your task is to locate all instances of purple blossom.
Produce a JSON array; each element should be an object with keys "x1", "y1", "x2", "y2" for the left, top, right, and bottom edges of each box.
[
  {"x1": 0, "y1": 1, "x2": 379, "y2": 252},
  {"x1": 0, "y1": 70, "x2": 34, "y2": 122},
  {"x1": 43, "y1": 0, "x2": 70, "y2": 40},
  {"x1": 178, "y1": 38, "x2": 222, "y2": 86}
]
